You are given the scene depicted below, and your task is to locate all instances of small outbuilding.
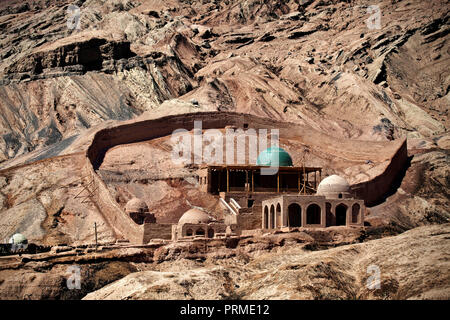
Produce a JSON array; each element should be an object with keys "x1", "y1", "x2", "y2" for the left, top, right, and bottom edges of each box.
[
  {"x1": 172, "y1": 208, "x2": 228, "y2": 241},
  {"x1": 262, "y1": 175, "x2": 365, "y2": 229},
  {"x1": 125, "y1": 197, "x2": 156, "y2": 225}
]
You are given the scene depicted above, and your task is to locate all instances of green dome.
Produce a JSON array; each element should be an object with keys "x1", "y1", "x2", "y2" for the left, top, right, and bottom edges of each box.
[
  {"x1": 256, "y1": 146, "x2": 293, "y2": 167},
  {"x1": 9, "y1": 233, "x2": 27, "y2": 244}
]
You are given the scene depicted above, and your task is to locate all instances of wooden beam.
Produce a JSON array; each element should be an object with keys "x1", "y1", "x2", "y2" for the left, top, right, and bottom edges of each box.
[
  {"x1": 314, "y1": 171, "x2": 317, "y2": 190},
  {"x1": 305, "y1": 172, "x2": 308, "y2": 194},
  {"x1": 245, "y1": 170, "x2": 249, "y2": 192},
  {"x1": 277, "y1": 172, "x2": 280, "y2": 193},
  {"x1": 251, "y1": 170, "x2": 254, "y2": 192},
  {"x1": 226, "y1": 168, "x2": 229, "y2": 192}
]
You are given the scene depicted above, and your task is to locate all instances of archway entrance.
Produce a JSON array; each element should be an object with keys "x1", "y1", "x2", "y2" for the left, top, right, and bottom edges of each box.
[
  {"x1": 336, "y1": 204, "x2": 347, "y2": 226},
  {"x1": 264, "y1": 206, "x2": 269, "y2": 229},
  {"x1": 352, "y1": 203, "x2": 360, "y2": 223},
  {"x1": 270, "y1": 205, "x2": 275, "y2": 229},
  {"x1": 276, "y1": 203, "x2": 281, "y2": 228},
  {"x1": 326, "y1": 202, "x2": 333, "y2": 227},
  {"x1": 287, "y1": 203, "x2": 301, "y2": 227},
  {"x1": 306, "y1": 204, "x2": 321, "y2": 224}
]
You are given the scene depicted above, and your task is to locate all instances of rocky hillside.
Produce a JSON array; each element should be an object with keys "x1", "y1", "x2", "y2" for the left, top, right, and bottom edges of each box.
[
  {"x1": 82, "y1": 224, "x2": 450, "y2": 300},
  {"x1": 0, "y1": 0, "x2": 448, "y2": 300},
  {"x1": 0, "y1": 224, "x2": 448, "y2": 300},
  {"x1": 0, "y1": 0, "x2": 448, "y2": 165}
]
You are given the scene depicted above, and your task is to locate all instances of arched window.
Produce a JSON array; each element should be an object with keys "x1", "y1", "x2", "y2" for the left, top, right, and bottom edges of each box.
[
  {"x1": 208, "y1": 228, "x2": 214, "y2": 238},
  {"x1": 306, "y1": 204, "x2": 321, "y2": 224},
  {"x1": 352, "y1": 203, "x2": 360, "y2": 223},
  {"x1": 325, "y1": 202, "x2": 333, "y2": 227},
  {"x1": 186, "y1": 228, "x2": 193, "y2": 236},
  {"x1": 336, "y1": 204, "x2": 348, "y2": 226},
  {"x1": 287, "y1": 203, "x2": 301, "y2": 227},
  {"x1": 264, "y1": 206, "x2": 269, "y2": 229},
  {"x1": 270, "y1": 205, "x2": 275, "y2": 229}
]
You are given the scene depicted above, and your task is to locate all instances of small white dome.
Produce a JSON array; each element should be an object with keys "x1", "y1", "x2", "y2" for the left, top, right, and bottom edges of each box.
[
  {"x1": 9, "y1": 233, "x2": 27, "y2": 244},
  {"x1": 125, "y1": 198, "x2": 149, "y2": 213},
  {"x1": 316, "y1": 175, "x2": 352, "y2": 198},
  {"x1": 178, "y1": 208, "x2": 212, "y2": 225}
]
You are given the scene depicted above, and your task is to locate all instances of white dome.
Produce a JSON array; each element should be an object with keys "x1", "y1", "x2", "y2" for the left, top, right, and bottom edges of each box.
[
  {"x1": 178, "y1": 208, "x2": 212, "y2": 225},
  {"x1": 316, "y1": 175, "x2": 352, "y2": 198},
  {"x1": 9, "y1": 233, "x2": 27, "y2": 244}
]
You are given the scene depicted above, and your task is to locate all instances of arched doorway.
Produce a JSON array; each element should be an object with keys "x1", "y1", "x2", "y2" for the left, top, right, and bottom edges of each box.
[
  {"x1": 336, "y1": 204, "x2": 348, "y2": 226},
  {"x1": 325, "y1": 202, "x2": 333, "y2": 227},
  {"x1": 306, "y1": 203, "x2": 321, "y2": 224},
  {"x1": 287, "y1": 203, "x2": 301, "y2": 227},
  {"x1": 264, "y1": 206, "x2": 269, "y2": 229},
  {"x1": 186, "y1": 228, "x2": 193, "y2": 237},
  {"x1": 270, "y1": 205, "x2": 275, "y2": 229},
  {"x1": 208, "y1": 228, "x2": 214, "y2": 238},
  {"x1": 352, "y1": 203, "x2": 360, "y2": 223},
  {"x1": 196, "y1": 228, "x2": 205, "y2": 236},
  {"x1": 276, "y1": 203, "x2": 281, "y2": 228}
]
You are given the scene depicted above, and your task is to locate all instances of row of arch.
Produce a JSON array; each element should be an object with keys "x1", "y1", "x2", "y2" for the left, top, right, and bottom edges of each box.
[
  {"x1": 185, "y1": 227, "x2": 215, "y2": 238},
  {"x1": 263, "y1": 202, "x2": 361, "y2": 229}
]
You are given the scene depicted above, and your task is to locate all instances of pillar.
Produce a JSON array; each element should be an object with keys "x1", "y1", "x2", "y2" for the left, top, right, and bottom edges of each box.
[
  {"x1": 245, "y1": 170, "x2": 249, "y2": 192},
  {"x1": 320, "y1": 202, "x2": 326, "y2": 228},
  {"x1": 273, "y1": 203, "x2": 276, "y2": 229},
  {"x1": 346, "y1": 203, "x2": 351, "y2": 226},
  {"x1": 305, "y1": 173, "x2": 308, "y2": 194},
  {"x1": 251, "y1": 170, "x2": 254, "y2": 192},
  {"x1": 314, "y1": 171, "x2": 317, "y2": 190},
  {"x1": 226, "y1": 168, "x2": 229, "y2": 192},
  {"x1": 301, "y1": 204, "x2": 307, "y2": 227},
  {"x1": 277, "y1": 172, "x2": 280, "y2": 193}
]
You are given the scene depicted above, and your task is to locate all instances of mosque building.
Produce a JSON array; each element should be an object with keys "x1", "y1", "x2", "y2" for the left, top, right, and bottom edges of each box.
[{"x1": 171, "y1": 147, "x2": 365, "y2": 241}]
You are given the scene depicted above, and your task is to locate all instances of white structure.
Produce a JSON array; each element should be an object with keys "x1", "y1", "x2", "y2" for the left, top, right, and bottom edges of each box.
[
  {"x1": 262, "y1": 175, "x2": 365, "y2": 229},
  {"x1": 172, "y1": 208, "x2": 229, "y2": 240}
]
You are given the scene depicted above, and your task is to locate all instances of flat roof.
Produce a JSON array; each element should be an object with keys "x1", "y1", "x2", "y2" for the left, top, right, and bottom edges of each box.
[{"x1": 203, "y1": 165, "x2": 322, "y2": 172}]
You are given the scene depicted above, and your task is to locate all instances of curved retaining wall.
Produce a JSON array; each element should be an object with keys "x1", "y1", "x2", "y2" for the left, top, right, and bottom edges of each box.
[
  {"x1": 83, "y1": 111, "x2": 408, "y2": 243},
  {"x1": 86, "y1": 112, "x2": 286, "y2": 170},
  {"x1": 351, "y1": 138, "x2": 408, "y2": 207}
]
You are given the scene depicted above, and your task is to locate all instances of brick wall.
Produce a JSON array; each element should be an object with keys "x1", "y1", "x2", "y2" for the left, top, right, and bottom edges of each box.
[{"x1": 143, "y1": 223, "x2": 173, "y2": 243}]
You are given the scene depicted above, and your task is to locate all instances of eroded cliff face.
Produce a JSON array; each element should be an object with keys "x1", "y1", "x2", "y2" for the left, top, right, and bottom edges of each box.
[{"x1": 0, "y1": 0, "x2": 448, "y2": 164}]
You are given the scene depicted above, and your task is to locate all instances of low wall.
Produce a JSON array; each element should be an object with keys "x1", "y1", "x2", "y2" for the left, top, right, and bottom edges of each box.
[
  {"x1": 237, "y1": 205, "x2": 263, "y2": 230},
  {"x1": 351, "y1": 138, "x2": 408, "y2": 206},
  {"x1": 143, "y1": 223, "x2": 173, "y2": 243},
  {"x1": 87, "y1": 112, "x2": 286, "y2": 170}
]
